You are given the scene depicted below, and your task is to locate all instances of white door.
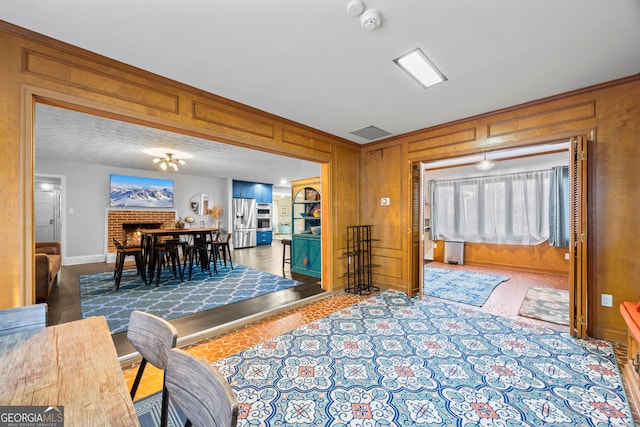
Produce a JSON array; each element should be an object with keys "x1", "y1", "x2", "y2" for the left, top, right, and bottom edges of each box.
[{"x1": 35, "y1": 190, "x2": 56, "y2": 241}]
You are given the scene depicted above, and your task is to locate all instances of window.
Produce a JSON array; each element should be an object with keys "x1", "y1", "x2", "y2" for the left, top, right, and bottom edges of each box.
[{"x1": 430, "y1": 170, "x2": 552, "y2": 245}]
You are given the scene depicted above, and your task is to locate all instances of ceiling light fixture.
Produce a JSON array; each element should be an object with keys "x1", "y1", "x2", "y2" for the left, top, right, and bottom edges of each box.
[
  {"x1": 153, "y1": 153, "x2": 185, "y2": 171},
  {"x1": 393, "y1": 48, "x2": 447, "y2": 88},
  {"x1": 476, "y1": 155, "x2": 495, "y2": 171}
]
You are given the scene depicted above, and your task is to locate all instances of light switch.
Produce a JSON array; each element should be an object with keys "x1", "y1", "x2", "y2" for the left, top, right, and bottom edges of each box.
[{"x1": 601, "y1": 294, "x2": 613, "y2": 307}]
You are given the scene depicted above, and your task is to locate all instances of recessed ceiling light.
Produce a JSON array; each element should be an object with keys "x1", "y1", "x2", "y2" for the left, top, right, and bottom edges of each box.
[{"x1": 393, "y1": 48, "x2": 447, "y2": 89}]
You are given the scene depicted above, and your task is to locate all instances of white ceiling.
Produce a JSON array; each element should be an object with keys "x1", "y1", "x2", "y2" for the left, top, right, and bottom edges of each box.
[
  {"x1": 34, "y1": 103, "x2": 321, "y2": 187},
  {"x1": 2, "y1": 1, "x2": 639, "y2": 143},
  {"x1": 3, "y1": 2, "x2": 640, "y2": 184}
]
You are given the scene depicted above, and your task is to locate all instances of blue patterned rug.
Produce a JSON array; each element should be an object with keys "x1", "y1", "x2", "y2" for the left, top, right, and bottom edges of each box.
[
  {"x1": 423, "y1": 265, "x2": 509, "y2": 306},
  {"x1": 80, "y1": 264, "x2": 301, "y2": 334},
  {"x1": 135, "y1": 290, "x2": 633, "y2": 426}
]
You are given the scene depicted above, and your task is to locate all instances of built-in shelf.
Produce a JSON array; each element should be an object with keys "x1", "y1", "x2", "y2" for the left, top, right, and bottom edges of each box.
[{"x1": 291, "y1": 177, "x2": 321, "y2": 278}]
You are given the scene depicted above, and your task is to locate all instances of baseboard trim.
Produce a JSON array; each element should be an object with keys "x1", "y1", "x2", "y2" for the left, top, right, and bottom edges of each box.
[{"x1": 64, "y1": 254, "x2": 107, "y2": 265}]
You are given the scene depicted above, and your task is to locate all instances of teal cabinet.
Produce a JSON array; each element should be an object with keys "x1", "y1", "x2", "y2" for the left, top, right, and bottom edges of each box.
[
  {"x1": 291, "y1": 234, "x2": 321, "y2": 278},
  {"x1": 291, "y1": 177, "x2": 321, "y2": 279}
]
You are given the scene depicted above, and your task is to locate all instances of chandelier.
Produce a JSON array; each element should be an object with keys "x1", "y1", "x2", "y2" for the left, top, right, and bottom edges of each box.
[{"x1": 153, "y1": 153, "x2": 185, "y2": 171}]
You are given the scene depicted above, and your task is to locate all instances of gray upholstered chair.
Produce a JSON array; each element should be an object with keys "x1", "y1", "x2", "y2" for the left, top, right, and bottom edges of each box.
[
  {"x1": 127, "y1": 310, "x2": 178, "y2": 427},
  {"x1": 0, "y1": 303, "x2": 47, "y2": 337},
  {"x1": 165, "y1": 348, "x2": 238, "y2": 427}
]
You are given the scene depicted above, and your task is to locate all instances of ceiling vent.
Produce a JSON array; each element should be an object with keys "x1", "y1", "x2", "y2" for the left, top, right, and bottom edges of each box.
[{"x1": 350, "y1": 125, "x2": 392, "y2": 141}]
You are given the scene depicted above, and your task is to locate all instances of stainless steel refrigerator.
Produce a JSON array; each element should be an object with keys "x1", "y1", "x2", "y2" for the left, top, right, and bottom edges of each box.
[{"x1": 232, "y1": 198, "x2": 257, "y2": 248}]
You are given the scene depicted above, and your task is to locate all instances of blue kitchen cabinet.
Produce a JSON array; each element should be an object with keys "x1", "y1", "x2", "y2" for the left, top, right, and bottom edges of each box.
[
  {"x1": 256, "y1": 230, "x2": 273, "y2": 246},
  {"x1": 254, "y1": 183, "x2": 273, "y2": 203},
  {"x1": 233, "y1": 180, "x2": 272, "y2": 202},
  {"x1": 232, "y1": 180, "x2": 255, "y2": 198}
]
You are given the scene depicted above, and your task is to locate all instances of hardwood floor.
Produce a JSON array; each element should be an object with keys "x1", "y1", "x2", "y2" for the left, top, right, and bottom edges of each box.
[
  {"x1": 429, "y1": 261, "x2": 570, "y2": 330},
  {"x1": 46, "y1": 241, "x2": 325, "y2": 358}
]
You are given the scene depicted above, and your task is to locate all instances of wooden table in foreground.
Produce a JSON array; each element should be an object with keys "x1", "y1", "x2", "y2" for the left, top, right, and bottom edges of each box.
[{"x1": 0, "y1": 316, "x2": 140, "y2": 426}]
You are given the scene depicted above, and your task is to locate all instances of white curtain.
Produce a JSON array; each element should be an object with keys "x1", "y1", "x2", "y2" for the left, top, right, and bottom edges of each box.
[{"x1": 430, "y1": 169, "x2": 552, "y2": 245}]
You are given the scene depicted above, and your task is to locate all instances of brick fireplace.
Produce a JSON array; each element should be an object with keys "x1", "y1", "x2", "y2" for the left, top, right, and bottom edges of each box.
[{"x1": 107, "y1": 210, "x2": 176, "y2": 252}]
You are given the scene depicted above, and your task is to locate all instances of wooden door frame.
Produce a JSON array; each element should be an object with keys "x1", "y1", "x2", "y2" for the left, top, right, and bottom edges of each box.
[
  {"x1": 20, "y1": 86, "x2": 335, "y2": 304},
  {"x1": 569, "y1": 130, "x2": 596, "y2": 338},
  {"x1": 411, "y1": 134, "x2": 594, "y2": 336}
]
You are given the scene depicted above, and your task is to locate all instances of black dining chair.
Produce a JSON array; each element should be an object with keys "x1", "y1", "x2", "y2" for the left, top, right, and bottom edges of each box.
[
  {"x1": 212, "y1": 232, "x2": 233, "y2": 270},
  {"x1": 113, "y1": 238, "x2": 147, "y2": 289},
  {"x1": 155, "y1": 239, "x2": 184, "y2": 285},
  {"x1": 183, "y1": 234, "x2": 213, "y2": 280}
]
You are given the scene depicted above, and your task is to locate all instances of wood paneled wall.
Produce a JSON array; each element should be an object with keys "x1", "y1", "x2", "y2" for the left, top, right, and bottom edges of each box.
[
  {"x1": 430, "y1": 241, "x2": 569, "y2": 275},
  {"x1": 361, "y1": 75, "x2": 640, "y2": 343},
  {"x1": 1, "y1": 21, "x2": 638, "y2": 343},
  {"x1": 0, "y1": 22, "x2": 360, "y2": 307}
]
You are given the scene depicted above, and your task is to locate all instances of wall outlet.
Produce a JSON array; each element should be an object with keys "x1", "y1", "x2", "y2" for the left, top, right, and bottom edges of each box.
[
  {"x1": 601, "y1": 294, "x2": 613, "y2": 307},
  {"x1": 565, "y1": 253, "x2": 570, "y2": 260}
]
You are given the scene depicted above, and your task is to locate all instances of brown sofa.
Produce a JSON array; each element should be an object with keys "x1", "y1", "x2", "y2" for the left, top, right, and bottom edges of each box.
[{"x1": 35, "y1": 241, "x2": 61, "y2": 302}]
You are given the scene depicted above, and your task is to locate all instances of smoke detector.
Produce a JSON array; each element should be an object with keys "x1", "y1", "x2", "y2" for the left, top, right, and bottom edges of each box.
[
  {"x1": 360, "y1": 9, "x2": 382, "y2": 31},
  {"x1": 346, "y1": 0, "x2": 365, "y2": 16}
]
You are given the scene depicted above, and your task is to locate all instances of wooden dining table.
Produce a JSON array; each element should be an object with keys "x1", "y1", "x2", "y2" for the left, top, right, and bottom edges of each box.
[
  {"x1": 0, "y1": 316, "x2": 140, "y2": 426},
  {"x1": 138, "y1": 227, "x2": 219, "y2": 283}
]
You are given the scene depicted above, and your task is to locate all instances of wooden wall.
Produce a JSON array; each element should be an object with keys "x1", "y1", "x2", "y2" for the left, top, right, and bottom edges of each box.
[
  {"x1": 361, "y1": 75, "x2": 640, "y2": 343},
  {"x1": 0, "y1": 22, "x2": 360, "y2": 307},
  {"x1": 1, "y1": 21, "x2": 638, "y2": 343},
  {"x1": 431, "y1": 241, "x2": 569, "y2": 275}
]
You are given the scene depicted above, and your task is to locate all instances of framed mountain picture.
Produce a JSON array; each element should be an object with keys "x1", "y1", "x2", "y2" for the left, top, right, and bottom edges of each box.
[{"x1": 109, "y1": 174, "x2": 174, "y2": 207}]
